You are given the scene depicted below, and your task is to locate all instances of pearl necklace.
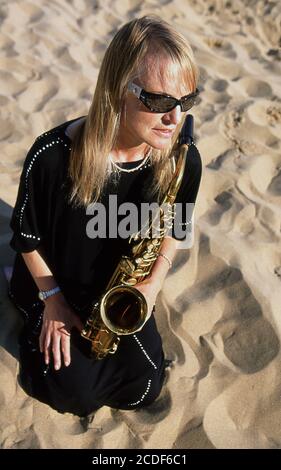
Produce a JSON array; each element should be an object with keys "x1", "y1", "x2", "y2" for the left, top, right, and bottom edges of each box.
[{"x1": 109, "y1": 151, "x2": 151, "y2": 173}]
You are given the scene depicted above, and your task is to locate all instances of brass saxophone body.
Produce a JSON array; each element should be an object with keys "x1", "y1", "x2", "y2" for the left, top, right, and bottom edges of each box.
[{"x1": 81, "y1": 115, "x2": 194, "y2": 359}]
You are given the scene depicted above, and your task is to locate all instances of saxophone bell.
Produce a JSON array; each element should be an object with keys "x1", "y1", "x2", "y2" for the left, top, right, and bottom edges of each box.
[
  {"x1": 81, "y1": 284, "x2": 148, "y2": 359},
  {"x1": 100, "y1": 285, "x2": 148, "y2": 335}
]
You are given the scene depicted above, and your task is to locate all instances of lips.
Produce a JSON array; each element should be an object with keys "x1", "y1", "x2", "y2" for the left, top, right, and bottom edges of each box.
[
  {"x1": 154, "y1": 128, "x2": 174, "y2": 132},
  {"x1": 153, "y1": 129, "x2": 173, "y2": 138}
]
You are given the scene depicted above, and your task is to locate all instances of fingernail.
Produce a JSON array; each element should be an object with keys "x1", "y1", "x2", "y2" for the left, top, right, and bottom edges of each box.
[
  {"x1": 65, "y1": 361, "x2": 70, "y2": 367},
  {"x1": 54, "y1": 364, "x2": 59, "y2": 370}
]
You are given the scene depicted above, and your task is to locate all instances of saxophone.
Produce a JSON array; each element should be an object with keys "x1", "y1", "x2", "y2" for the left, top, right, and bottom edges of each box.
[{"x1": 81, "y1": 114, "x2": 194, "y2": 359}]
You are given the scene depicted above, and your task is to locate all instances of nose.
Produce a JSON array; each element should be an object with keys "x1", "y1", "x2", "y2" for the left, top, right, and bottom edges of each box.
[{"x1": 162, "y1": 104, "x2": 182, "y2": 125}]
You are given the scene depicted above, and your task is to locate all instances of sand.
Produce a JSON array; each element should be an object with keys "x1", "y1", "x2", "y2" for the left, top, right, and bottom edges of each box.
[{"x1": 1, "y1": 0, "x2": 281, "y2": 449}]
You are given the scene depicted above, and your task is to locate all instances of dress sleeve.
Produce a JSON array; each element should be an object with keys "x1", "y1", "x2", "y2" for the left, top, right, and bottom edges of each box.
[
  {"x1": 9, "y1": 139, "x2": 48, "y2": 253},
  {"x1": 169, "y1": 143, "x2": 202, "y2": 243}
]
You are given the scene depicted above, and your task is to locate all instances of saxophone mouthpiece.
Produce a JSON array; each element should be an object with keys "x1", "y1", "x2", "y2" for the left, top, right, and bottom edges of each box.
[{"x1": 178, "y1": 114, "x2": 194, "y2": 146}]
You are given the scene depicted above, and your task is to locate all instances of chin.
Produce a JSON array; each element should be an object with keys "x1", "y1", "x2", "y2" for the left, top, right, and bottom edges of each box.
[
  {"x1": 151, "y1": 140, "x2": 172, "y2": 150},
  {"x1": 145, "y1": 136, "x2": 171, "y2": 150}
]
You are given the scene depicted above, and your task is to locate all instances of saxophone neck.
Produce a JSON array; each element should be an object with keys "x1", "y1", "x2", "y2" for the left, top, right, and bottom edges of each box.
[{"x1": 164, "y1": 142, "x2": 189, "y2": 205}]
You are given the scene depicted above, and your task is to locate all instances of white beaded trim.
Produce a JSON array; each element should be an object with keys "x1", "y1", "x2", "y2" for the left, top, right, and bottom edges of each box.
[
  {"x1": 133, "y1": 334, "x2": 158, "y2": 370},
  {"x1": 18, "y1": 131, "x2": 71, "y2": 241},
  {"x1": 127, "y1": 379, "x2": 152, "y2": 406},
  {"x1": 32, "y1": 310, "x2": 44, "y2": 333},
  {"x1": 180, "y1": 220, "x2": 192, "y2": 226},
  {"x1": 20, "y1": 232, "x2": 41, "y2": 240}
]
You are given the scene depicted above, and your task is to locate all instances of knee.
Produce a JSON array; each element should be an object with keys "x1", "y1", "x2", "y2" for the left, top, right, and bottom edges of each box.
[
  {"x1": 124, "y1": 370, "x2": 165, "y2": 410},
  {"x1": 139, "y1": 374, "x2": 165, "y2": 407}
]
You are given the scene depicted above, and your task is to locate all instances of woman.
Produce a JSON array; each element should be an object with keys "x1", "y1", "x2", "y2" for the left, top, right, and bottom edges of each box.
[{"x1": 8, "y1": 15, "x2": 202, "y2": 417}]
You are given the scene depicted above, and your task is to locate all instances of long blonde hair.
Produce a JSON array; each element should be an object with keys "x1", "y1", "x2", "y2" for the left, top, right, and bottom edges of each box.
[{"x1": 68, "y1": 14, "x2": 199, "y2": 208}]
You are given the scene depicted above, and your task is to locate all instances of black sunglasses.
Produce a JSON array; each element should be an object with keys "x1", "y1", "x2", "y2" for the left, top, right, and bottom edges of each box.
[{"x1": 127, "y1": 81, "x2": 200, "y2": 113}]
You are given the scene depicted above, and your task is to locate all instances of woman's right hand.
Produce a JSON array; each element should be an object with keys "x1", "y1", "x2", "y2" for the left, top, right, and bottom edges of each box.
[{"x1": 39, "y1": 293, "x2": 84, "y2": 370}]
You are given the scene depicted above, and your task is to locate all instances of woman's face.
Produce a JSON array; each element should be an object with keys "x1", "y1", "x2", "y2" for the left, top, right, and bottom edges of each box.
[{"x1": 117, "y1": 56, "x2": 191, "y2": 154}]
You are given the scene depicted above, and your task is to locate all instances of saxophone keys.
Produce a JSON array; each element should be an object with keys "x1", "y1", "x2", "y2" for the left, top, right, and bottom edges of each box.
[
  {"x1": 133, "y1": 268, "x2": 145, "y2": 277},
  {"x1": 141, "y1": 260, "x2": 153, "y2": 267},
  {"x1": 124, "y1": 278, "x2": 137, "y2": 286},
  {"x1": 143, "y1": 252, "x2": 155, "y2": 260},
  {"x1": 147, "y1": 243, "x2": 155, "y2": 251},
  {"x1": 120, "y1": 258, "x2": 135, "y2": 274}
]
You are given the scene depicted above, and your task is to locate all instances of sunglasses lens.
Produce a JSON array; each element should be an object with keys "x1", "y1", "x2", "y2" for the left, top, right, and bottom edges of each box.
[
  {"x1": 142, "y1": 91, "x2": 200, "y2": 113},
  {"x1": 181, "y1": 95, "x2": 200, "y2": 112},
  {"x1": 145, "y1": 96, "x2": 176, "y2": 113}
]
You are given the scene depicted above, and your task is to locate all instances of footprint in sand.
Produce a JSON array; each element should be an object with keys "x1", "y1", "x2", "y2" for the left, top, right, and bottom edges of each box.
[
  {"x1": 206, "y1": 190, "x2": 237, "y2": 226},
  {"x1": 238, "y1": 77, "x2": 272, "y2": 99},
  {"x1": 245, "y1": 100, "x2": 281, "y2": 143},
  {"x1": 211, "y1": 78, "x2": 228, "y2": 92},
  {"x1": 224, "y1": 107, "x2": 246, "y2": 130},
  {"x1": 243, "y1": 41, "x2": 263, "y2": 61},
  {"x1": 201, "y1": 315, "x2": 279, "y2": 374}
]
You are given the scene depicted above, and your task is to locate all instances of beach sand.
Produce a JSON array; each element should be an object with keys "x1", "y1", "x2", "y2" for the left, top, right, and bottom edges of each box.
[{"x1": 0, "y1": 0, "x2": 281, "y2": 449}]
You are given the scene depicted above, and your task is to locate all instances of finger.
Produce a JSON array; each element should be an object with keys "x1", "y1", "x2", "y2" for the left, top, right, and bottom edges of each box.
[
  {"x1": 39, "y1": 319, "x2": 48, "y2": 353},
  {"x1": 61, "y1": 334, "x2": 71, "y2": 367},
  {"x1": 44, "y1": 331, "x2": 51, "y2": 365},
  {"x1": 39, "y1": 329, "x2": 44, "y2": 353},
  {"x1": 57, "y1": 326, "x2": 71, "y2": 336},
  {"x1": 52, "y1": 333, "x2": 61, "y2": 371}
]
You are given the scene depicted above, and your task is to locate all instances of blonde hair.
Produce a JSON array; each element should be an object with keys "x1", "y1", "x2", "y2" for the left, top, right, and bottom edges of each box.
[{"x1": 68, "y1": 14, "x2": 199, "y2": 208}]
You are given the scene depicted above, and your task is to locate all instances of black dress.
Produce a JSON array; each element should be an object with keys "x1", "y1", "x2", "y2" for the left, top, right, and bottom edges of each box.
[{"x1": 8, "y1": 117, "x2": 202, "y2": 417}]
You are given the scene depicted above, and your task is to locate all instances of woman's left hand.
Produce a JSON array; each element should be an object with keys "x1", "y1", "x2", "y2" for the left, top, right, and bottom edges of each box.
[{"x1": 133, "y1": 275, "x2": 161, "y2": 324}]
